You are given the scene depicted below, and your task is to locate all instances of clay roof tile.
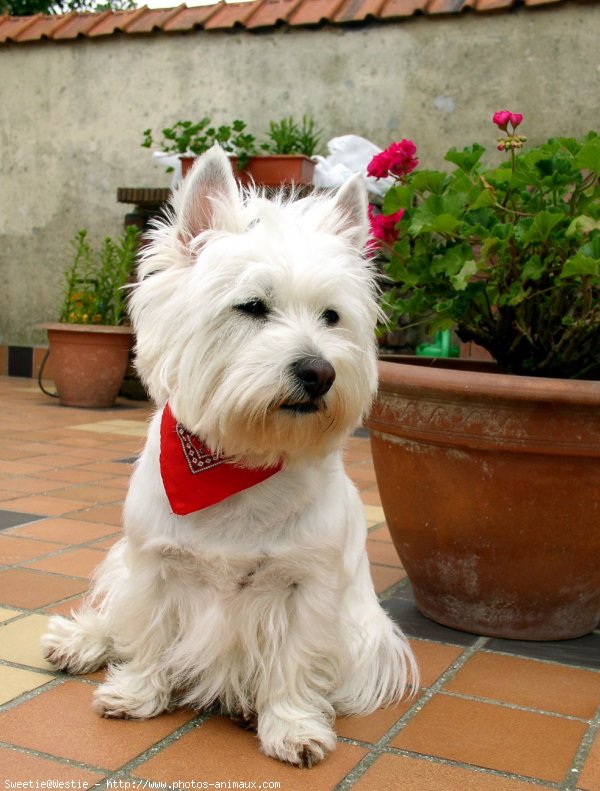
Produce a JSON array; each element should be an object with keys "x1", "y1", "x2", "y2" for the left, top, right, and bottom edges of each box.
[
  {"x1": 0, "y1": 13, "x2": 40, "y2": 42},
  {"x1": 333, "y1": 0, "x2": 387, "y2": 23},
  {"x1": 245, "y1": 0, "x2": 304, "y2": 28},
  {"x1": 162, "y1": 4, "x2": 223, "y2": 31},
  {"x1": 287, "y1": 0, "x2": 347, "y2": 25},
  {"x1": 203, "y1": 0, "x2": 265, "y2": 29}
]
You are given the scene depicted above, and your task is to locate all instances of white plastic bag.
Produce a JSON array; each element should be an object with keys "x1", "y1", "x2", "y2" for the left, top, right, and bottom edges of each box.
[{"x1": 312, "y1": 135, "x2": 395, "y2": 197}]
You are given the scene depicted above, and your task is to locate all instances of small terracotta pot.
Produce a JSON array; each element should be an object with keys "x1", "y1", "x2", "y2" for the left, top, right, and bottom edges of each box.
[
  {"x1": 43, "y1": 323, "x2": 133, "y2": 408},
  {"x1": 180, "y1": 154, "x2": 315, "y2": 187},
  {"x1": 366, "y1": 358, "x2": 600, "y2": 641}
]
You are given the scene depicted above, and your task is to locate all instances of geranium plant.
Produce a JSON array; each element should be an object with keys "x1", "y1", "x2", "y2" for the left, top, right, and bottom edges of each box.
[
  {"x1": 369, "y1": 114, "x2": 600, "y2": 379},
  {"x1": 59, "y1": 227, "x2": 139, "y2": 326}
]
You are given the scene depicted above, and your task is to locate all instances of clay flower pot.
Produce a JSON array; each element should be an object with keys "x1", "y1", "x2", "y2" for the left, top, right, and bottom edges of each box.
[
  {"x1": 43, "y1": 323, "x2": 133, "y2": 408},
  {"x1": 365, "y1": 358, "x2": 600, "y2": 641},
  {"x1": 180, "y1": 155, "x2": 315, "y2": 187}
]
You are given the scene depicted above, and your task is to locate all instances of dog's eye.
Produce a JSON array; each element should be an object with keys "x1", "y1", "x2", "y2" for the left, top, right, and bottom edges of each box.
[
  {"x1": 321, "y1": 309, "x2": 340, "y2": 327},
  {"x1": 235, "y1": 299, "x2": 270, "y2": 318}
]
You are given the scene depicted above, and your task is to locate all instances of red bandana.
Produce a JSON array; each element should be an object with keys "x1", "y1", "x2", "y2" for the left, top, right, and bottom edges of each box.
[{"x1": 159, "y1": 403, "x2": 282, "y2": 516}]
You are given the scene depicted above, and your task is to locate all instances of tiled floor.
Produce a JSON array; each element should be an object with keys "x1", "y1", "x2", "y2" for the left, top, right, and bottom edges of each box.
[{"x1": 0, "y1": 374, "x2": 599, "y2": 790}]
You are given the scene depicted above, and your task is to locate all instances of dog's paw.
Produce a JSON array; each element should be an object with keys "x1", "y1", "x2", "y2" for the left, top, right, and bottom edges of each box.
[
  {"x1": 92, "y1": 673, "x2": 171, "y2": 720},
  {"x1": 41, "y1": 615, "x2": 107, "y2": 675},
  {"x1": 258, "y1": 713, "x2": 336, "y2": 768}
]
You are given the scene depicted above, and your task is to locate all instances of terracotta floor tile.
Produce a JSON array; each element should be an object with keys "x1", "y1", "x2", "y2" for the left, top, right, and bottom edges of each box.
[
  {"x1": 0, "y1": 459, "x2": 50, "y2": 475},
  {"x1": 0, "y1": 494, "x2": 90, "y2": 516},
  {"x1": 8, "y1": 517, "x2": 121, "y2": 544},
  {"x1": 44, "y1": 593, "x2": 87, "y2": 617},
  {"x1": 0, "y1": 476, "x2": 67, "y2": 495},
  {"x1": 135, "y1": 714, "x2": 367, "y2": 788},
  {"x1": 0, "y1": 535, "x2": 63, "y2": 564},
  {"x1": 370, "y1": 564, "x2": 406, "y2": 594},
  {"x1": 368, "y1": 524, "x2": 393, "y2": 542},
  {"x1": 0, "y1": 680, "x2": 194, "y2": 770},
  {"x1": 0, "y1": 613, "x2": 55, "y2": 669},
  {"x1": 446, "y1": 652, "x2": 600, "y2": 719},
  {"x1": 90, "y1": 534, "x2": 122, "y2": 550},
  {"x1": 0, "y1": 745, "x2": 105, "y2": 785},
  {"x1": 579, "y1": 730, "x2": 600, "y2": 790},
  {"x1": 410, "y1": 639, "x2": 465, "y2": 688},
  {"x1": 0, "y1": 665, "x2": 54, "y2": 704},
  {"x1": 25, "y1": 546, "x2": 106, "y2": 579},
  {"x1": 360, "y1": 488, "x2": 382, "y2": 506},
  {"x1": 48, "y1": 484, "x2": 125, "y2": 503},
  {"x1": 27, "y1": 454, "x2": 95, "y2": 470},
  {"x1": 391, "y1": 694, "x2": 587, "y2": 783},
  {"x1": 354, "y1": 753, "x2": 557, "y2": 791},
  {"x1": 79, "y1": 461, "x2": 138, "y2": 476},
  {"x1": 367, "y1": 539, "x2": 403, "y2": 567},
  {"x1": 66, "y1": 503, "x2": 123, "y2": 525},
  {"x1": 0, "y1": 569, "x2": 88, "y2": 609},
  {"x1": 336, "y1": 699, "x2": 414, "y2": 742},
  {"x1": 30, "y1": 467, "x2": 117, "y2": 484}
]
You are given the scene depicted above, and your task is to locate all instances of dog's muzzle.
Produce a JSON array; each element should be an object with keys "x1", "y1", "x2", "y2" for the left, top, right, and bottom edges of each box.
[{"x1": 281, "y1": 357, "x2": 336, "y2": 414}]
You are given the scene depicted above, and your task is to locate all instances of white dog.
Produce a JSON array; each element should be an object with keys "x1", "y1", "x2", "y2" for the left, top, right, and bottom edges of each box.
[{"x1": 42, "y1": 146, "x2": 417, "y2": 767}]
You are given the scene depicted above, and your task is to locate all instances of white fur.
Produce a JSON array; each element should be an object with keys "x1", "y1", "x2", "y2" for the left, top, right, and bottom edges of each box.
[{"x1": 41, "y1": 146, "x2": 418, "y2": 768}]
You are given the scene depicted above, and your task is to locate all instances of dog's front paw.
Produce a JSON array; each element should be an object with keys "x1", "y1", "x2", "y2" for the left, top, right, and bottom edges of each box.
[
  {"x1": 41, "y1": 615, "x2": 107, "y2": 675},
  {"x1": 258, "y1": 712, "x2": 336, "y2": 768},
  {"x1": 93, "y1": 669, "x2": 171, "y2": 720}
]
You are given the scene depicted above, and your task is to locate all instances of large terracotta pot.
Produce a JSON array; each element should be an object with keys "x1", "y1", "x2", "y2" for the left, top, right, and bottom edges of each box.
[
  {"x1": 365, "y1": 358, "x2": 600, "y2": 641},
  {"x1": 180, "y1": 154, "x2": 315, "y2": 187},
  {"x1": 43, "y1": 323, "x2": 133, "y2": 408}
]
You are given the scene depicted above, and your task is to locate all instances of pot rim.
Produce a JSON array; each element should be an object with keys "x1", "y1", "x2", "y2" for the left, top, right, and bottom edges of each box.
[
  {"x1": 377, "y1": 358, "x2": 600, "y2": 408},
  {"x1": 42, "y1": 322, "x2": 133, "y2": 335}
]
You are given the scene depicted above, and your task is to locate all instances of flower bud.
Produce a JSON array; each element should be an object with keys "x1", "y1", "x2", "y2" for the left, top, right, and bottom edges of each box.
[{"x1": 493, "y1": 110, "x2": 511, "y2": 131}]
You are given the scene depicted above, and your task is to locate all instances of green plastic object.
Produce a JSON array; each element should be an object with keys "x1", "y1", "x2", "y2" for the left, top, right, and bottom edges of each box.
[{"x1": 416, "y1": 329, "x2": 459, "y2": 358}]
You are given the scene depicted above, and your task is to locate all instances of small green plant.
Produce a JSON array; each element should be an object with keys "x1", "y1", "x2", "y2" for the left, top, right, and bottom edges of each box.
[
  {"x1": 142, "y1": 115, "x2": 323, "y2": 170},
  {"x1": 60, "y1": 226, "x2": 139, "y2": 326},
  {"x1": 261, "y1": 115, "x2": 323, "y2": 157},
  {"x1": 368, "y1": 113, "x2": 600, "y2": 379},
  {"x1": 142, "y1": 119, "x2": 258, "y2": 170}
]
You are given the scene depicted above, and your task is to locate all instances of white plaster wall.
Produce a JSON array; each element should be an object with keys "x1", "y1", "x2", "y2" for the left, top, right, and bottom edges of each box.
[{"x1": 1, "y1": 6, "x2": 598, "y2": 345}]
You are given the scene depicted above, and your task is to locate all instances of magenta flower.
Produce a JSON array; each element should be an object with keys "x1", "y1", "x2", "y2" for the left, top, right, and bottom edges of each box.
[
  {"x1": 367, "y1": 139, "x2": 419, "y2": 181},
  {"x1": 492, "y1": 110, "x2": 512, "y2": 131},
  {"x1": 368, "y1": 205, "x2": 404, "y2": 248},
  {"x1": 367, "y1": 150, "x2": 393, "y2": 180},
  {"x1": 510, "y1": 112, "x2": 523, "y2": 129}
]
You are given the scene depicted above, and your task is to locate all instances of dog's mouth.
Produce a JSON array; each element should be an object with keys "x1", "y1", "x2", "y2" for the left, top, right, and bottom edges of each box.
[{"x1": 280, "y1": 400, "x2": 321, "y2": 415}]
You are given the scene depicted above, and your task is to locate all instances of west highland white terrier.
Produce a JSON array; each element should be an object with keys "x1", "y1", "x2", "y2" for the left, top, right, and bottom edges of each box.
[{"x1": 41, "y1": 146, "x2": 418, "y2": 767}]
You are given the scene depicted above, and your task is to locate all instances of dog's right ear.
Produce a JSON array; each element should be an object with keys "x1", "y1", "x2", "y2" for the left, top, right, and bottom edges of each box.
[{"x1": 175, "y1": 145, "x2": 241, "y2": 242}]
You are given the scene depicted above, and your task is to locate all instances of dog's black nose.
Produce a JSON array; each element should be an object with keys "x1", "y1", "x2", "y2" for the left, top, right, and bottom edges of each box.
[{"x1": 292, "y1": 357, "x2": 336, "y2": 398}]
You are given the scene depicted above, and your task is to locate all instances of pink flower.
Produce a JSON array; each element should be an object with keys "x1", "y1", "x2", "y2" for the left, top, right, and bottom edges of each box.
[
  {"x1": 367, "y1": 150, "x2": 392, "y2": 180},
  {"x1": 386, "y1": 139, "x2": 419, "y2": 179},
  {"x1": 367, "y1": 139, "x2": 419, "y2": 181},
  {"x1": 368, "y1": 205, "x2": 404, "y2": 247},
  {"x1": 493, "y1": 110, "x2": 512, "y2": 131},
  {"x1": 509, "y1": 112, "x2": 523, "y2": 129}
]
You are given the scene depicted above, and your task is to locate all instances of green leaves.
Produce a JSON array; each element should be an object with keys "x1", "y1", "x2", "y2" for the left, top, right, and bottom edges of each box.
[{"x1": 378, "y1": 127, "x2": 600, "y2": 379}]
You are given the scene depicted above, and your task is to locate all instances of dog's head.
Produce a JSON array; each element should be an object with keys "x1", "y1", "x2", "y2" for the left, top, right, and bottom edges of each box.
[{"x1": 131, "y1": 146, "x2": 379, "y2": 465}]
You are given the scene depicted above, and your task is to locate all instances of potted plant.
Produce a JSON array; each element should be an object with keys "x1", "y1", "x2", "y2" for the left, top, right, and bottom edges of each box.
[
  {"x1": 365, "y1": 113, "x2": 600, "y2": 640},
  {"x1": 142, "y1": 115, "x2": 322, "y2": 187},
  {"x1": 42, "y1": 226, "x2": 139, "y2": 408}
]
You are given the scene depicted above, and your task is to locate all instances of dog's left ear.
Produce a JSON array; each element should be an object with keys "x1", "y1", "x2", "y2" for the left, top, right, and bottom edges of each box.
[
  {"x1": 175, "y1": 145, "x2": 242, "y2": 242},
  {"x1": 325, "y1": 174, "x2": 370, "y2": 250}
]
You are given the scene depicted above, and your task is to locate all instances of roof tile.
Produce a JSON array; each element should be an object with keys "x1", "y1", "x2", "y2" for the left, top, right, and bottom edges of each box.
[
  {"x1": 83, "y1": 6, "x2": 149, "y2": 37},
  {"x1": 378, "y1": 0, "x2": 427, "y2": 18},
  {"x1": 11, "y1": 12, "x2": 72, "y2": 41},
  {"x1": 333, "y1": 0, "x2": 386, "y2": 23},
  {"x1": 0, "y1": 14, "x2": 40, "y2": 42},
  {"x1": 245, "y1": 0, "x2": 304, "y2": 28},
  {"x1": 0, "y1": 0, "x2": 583, "y2": 44},
  {"x1": 124, "y1": 6, "x2": 185, "y2": 32},
  {"x1": 473, "y1": 0, "x2": 514, "y2": 9},
  {"x1": 426, "y1": 0, "x2": 471, "y2": 13},
  {"x1": 288, "y1": 0, "x2": 347, "y2": 24},
  {"x1": 162, "y1": 4, "x2": 223, "y2": 31},
  {"x1": 203, "y1": 0, "x2": 265, "y2": 29}
]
